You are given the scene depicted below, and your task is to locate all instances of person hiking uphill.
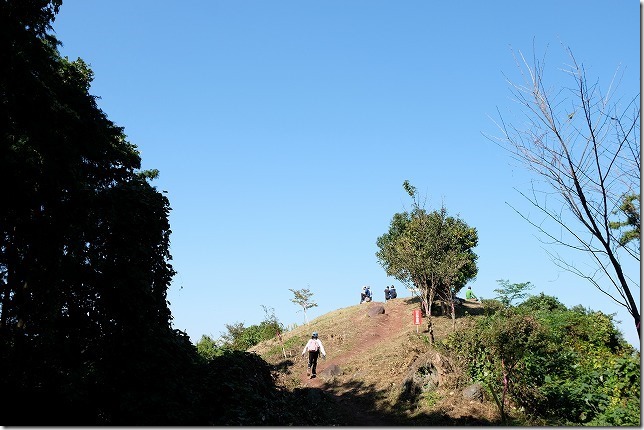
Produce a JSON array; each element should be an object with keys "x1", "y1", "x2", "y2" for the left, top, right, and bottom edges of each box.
[{"x1": 301, "y1": 332, "x2": 326, "y2": 378}]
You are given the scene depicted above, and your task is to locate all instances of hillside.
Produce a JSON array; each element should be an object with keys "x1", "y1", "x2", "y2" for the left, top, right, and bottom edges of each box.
[{"x1": 250, "y1": 296, "x2": 501, "y2": 425}]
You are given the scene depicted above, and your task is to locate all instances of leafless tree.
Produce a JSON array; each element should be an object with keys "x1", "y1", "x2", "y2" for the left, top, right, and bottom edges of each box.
[
  {"x1": 289, "y1": 287, "x2": 317, "y2": 325},
  {"x1": 488, "y1": 45, "x2": 640, "y2": 337}
]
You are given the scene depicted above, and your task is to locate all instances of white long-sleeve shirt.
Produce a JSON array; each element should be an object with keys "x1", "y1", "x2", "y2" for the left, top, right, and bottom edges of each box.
[{"x1": 301, "y1": 338, "x2": 326, "y2": 357}]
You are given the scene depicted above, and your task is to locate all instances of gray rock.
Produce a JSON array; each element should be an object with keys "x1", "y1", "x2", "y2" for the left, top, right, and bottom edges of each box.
[
  {"x1": 320, "y1": 364, "x2": 343, "y2": 379},
  {"x1": 462, "y1": 383, "x2": 484, "y2": 401},
  {"x1": 367, "y1": 305, "x2": 385, "y2": 317}
]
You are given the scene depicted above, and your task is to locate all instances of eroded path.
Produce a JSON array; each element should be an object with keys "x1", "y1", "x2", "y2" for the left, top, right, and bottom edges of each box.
[{"x1": 296, "y1": 299, "x2": 410, "y2": 425}]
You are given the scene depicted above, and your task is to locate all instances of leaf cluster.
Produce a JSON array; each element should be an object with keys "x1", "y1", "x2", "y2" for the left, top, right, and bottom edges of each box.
[
  {"x1": 289, "y1": 287, "x2": 318, "y2": 310},
  {"x1": 493, "y1": 279, "x2": 534, "y2": 306},
  {"x1": 376, "y1": 183, "x2": 478, "y2": 302},
  {"x1": 609, "y1": 193, "x2": 640, "y2": 249}
]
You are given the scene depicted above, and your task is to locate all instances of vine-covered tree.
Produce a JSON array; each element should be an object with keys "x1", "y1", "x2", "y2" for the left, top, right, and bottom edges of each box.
[{"x1": 376, "y1": 181, "x2": 478, "y2": 341}]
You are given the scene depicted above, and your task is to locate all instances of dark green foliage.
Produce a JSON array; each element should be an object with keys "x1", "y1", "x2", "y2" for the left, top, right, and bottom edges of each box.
[
  {"x1": 440, "y1": 298, "x2": 640, "y2": 425},
  {"x1": 480, "y1": 298, "x2": 504, "y2": 315},
  {"x1": 1, "y1": 0, "x2": 62, "y2": 37},
  {"x1": 517, "y1": 292, "x2": 566, "y2": 312},
  {"x1": 197, "y1": 349, "x2": 340, "y2": 425},
  {"x1": 609, "y1": 193, "x2": 640, "y2": 248},
  {"x1": 0, "y1": 1, "x2": 206, "y2": 424},
  {"x1": 200, "y1": 350, "x2": 282, "y2": 425}
]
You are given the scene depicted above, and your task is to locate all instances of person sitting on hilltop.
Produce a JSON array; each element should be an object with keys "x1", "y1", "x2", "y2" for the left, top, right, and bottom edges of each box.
[
  {"x1": 360, "y1": 286, "x2": 371, "y2": 303},
  {"x1": 384, "y1": 286, "x2": 391, "y2": 301},
  {"x1": 389, "y1": 285, "x2": 397, "y2": 299},
  {"x1": 465, "y1": 286, "x2": 479, "y2": 302},
  {"x1": 364, "y1": 286, "x2": 372, "y2": 302}
]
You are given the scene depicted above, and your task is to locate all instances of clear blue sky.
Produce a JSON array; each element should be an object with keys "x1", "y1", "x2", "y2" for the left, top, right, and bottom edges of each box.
[{"x1": 53, "y1": 1, "x2": 641, "y2": 348}]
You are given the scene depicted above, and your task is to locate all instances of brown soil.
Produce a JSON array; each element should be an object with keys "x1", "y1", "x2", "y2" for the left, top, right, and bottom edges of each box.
[{"x1": 298, "y1": 300, "x2": 406, "y2": 425}]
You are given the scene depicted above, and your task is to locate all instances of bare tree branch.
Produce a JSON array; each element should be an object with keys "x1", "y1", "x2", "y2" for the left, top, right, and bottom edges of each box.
[{"x1": 487, "y1": 45, "x2": 640, "y2": 337}]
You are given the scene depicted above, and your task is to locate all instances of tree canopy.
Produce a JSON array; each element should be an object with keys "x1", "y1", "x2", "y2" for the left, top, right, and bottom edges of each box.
[
  {"x1": 376, "y1": 181, "x2": 478, "y2": 341},
  {"x1": 0, "y1": 1, "x2": 203, "y2": 423},
  {"x1": 290, "y1": 287, "x2": 318, "y2": 324}
]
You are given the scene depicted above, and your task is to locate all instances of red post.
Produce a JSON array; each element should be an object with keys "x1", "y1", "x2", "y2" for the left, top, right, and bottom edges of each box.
[{"x1": 413, "y1": 309, "x2": 422, "y2": 333}]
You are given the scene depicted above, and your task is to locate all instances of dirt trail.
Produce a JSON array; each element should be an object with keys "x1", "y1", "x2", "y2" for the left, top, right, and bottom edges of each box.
[
  {"x1": 298, "y1": 299, "x2": 407, "y2": 387},
  {"x1": 297, "y1": 299, "x2": 410, "y2": 425}
]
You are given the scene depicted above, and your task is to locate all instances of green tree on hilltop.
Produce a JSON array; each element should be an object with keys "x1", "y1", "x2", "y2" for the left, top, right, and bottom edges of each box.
[
  {"x1": 376, "y1": 181, "x2": 478, "y2": 342},
  {"x1": 494, "y1": 279, "x2": 534, "y2": 307},
  {"x1": 290, "y1": 287, "x2": 317, "y2": 325}
]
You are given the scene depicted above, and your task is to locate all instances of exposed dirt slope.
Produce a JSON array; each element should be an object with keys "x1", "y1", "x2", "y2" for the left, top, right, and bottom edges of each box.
[{"x1": 250, "y1": 297, "x2": 500, "y2": 425}]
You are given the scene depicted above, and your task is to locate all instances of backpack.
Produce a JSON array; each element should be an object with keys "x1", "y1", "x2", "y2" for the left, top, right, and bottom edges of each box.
[
  {"x1": 307, "y1": 339, "x2": 319, "y2": 352},
  {"x1": 390, "y1": 289, "x2": 397, "y2": 299}
]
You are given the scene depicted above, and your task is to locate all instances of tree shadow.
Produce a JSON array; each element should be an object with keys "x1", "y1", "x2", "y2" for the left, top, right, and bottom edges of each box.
[
  {"x1": 272, "y1": 372, "x2": 502, "y2": 426},
  {"x1": 402, "y1": 295, "x2": 486, "y2": 318},
  {"x1": 270, "y1": 358, "x2": 294, "y2": 373},
  {"x1": 404, "y1": 295, "x2": 422, "y2": 305}
]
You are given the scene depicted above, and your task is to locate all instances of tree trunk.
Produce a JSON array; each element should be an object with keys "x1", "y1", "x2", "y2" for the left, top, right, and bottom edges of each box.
[
  {"x1": 500, "y1": 358, "x2": 508, "y2": 423},
  {"x1": 427, "y1": 293, "x2": 435, "y2": 344},
  {"x1": 450, "y1": 300, "x2": 456, "y2": 330},
  {"x1": 604, "y1": 245, "x2": 640, "y2": 337}
]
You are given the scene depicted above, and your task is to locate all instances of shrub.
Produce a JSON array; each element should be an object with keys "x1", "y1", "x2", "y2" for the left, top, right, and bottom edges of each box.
[
  {"x1": 480, "y1": 298, "x2": 504, "y2": 315},
  {"x1": 517, "y1": 293, "x2": 566, "y2": 312},
  {"x1": 441, "y1": 301, "x2": 640, "y2": 425}
]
